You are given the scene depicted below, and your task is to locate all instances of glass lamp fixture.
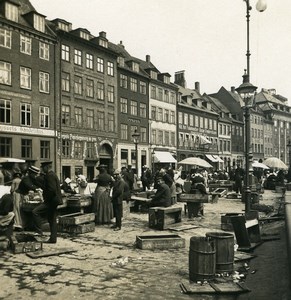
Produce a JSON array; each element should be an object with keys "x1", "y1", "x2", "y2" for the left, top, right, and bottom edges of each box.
[
  {"x1": 235, "y1": 70, "x2": 257, "y2": 106},
  {"x1": 256, "y1": 0, "x2": 267, "y2": 12}
]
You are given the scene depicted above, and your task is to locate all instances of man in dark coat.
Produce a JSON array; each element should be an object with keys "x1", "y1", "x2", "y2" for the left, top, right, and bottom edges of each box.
[
  {"x1": 111, "y1": 169, "x2": 125, "y2": 231},
  {"x1": 150, "y1": 177, "x2": 171, "y2": 207},
  {"x1": 32, "y1": 161, "x2": 62, "y2": 243}
]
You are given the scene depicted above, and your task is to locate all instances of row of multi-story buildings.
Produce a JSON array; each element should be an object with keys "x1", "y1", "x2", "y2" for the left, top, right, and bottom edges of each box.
[{"x1": 1, "y1": 0, "x2": 291, "y2": 181}]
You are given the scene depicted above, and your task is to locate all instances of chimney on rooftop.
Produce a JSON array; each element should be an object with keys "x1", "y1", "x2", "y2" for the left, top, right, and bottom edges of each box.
[
  {"x1": 231, "y1": 86, "x2": 236, "y2": 92},
  {"x1": 99, "y1": 31, "x2": 106, "y2": 38},
  {"x1": 119, "y1": 41, "x2": 124, "y2": 48},
  {"x1": 174, "y1": 71, "x2": 186, "y2": 88},
  {"x1": 146, "y1": 55, "x2": 151, "y2": 63},
  {"x1": 195, "y1": 82, "x2": 200, "y2": 93}
]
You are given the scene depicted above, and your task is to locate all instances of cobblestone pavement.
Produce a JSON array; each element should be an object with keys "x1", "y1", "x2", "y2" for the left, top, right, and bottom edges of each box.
[{"x1": 0, "y1": 190, "x2": 290, "y2": 300}]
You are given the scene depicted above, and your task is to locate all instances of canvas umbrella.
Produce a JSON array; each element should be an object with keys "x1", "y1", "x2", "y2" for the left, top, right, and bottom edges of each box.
[
  {"x1": 263, "y1": 157, "x2": 288, "y2": 170},
  {"x1": 252, "y1": 161, "x2": 269, "y2": 170},
  {"x1": 0, "y1": 158, "x2": 25, "y2": 163},
  {"x1": 178, "y1": 157, "x2": 212, "y2": 169}
]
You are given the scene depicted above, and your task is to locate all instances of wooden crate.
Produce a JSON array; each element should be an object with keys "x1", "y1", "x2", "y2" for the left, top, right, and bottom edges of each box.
[
  {"x1": 149, "y1": 207, "x2": 182, "y2": 230},
  {"x1": 57, "y1": 212, "x2": 95, "y2": 225},
  {"x1": 179, "y1": 193, "x2": 210, "y2": 203},
  {"x1": 136, "y1": 234, "x2": 185, "y2": 250},
  {"x1": 11, "y1": 233, "x2": 43, "y2": 254},
  {"x1": 58, "y1": 222, "x2": 95, "y2": 234},
  {"x1": 66, "y1": 195, "x2": 92, "y2": 208}
]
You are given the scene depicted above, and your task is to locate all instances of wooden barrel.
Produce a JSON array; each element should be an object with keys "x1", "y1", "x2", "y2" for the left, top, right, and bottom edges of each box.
[
  {"x1": 189, "y1": 236, "x2": 216, "y2": 282},
  {"x1": 206, "y1": 232, "x2": 234, "y2": 273}
]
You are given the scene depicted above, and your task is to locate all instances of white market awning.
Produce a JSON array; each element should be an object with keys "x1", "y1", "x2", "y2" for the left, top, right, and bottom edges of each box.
[
  {"x1": 154, "y1": 151, "x2": 177, "y2": 163},
  {"x1": 205, "y1": 154, "x2": 217, "y2": 162},
  {"x1": 212, "y1": 155, "x2": 224, "y2": 163}
]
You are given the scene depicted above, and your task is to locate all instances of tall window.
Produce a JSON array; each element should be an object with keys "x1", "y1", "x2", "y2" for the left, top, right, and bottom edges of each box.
[
  {"x1": 158, "y1": 88, "x2": 163, "y2": 101},
  {"x1": 5, "y1": 2, "x2": 18, "y2": 22},
  {"x1": 74, "y1": 141, "x2": 83, "y2": 159},
  {"x1": 62, "y1": 139, "x2": 71, "y2": 158},
  {"x1": 97, "y1": 111, "x2": 104, "y2": 130},
  {"x1": 39, "y1": 42, "x2": 49, "y2": 60},
  {"x1": 164, "y1": 109, "x2": 169, "y2": 123},
  {"x1": 107, "y1": 61, "x2": 114, "y2": 76},
  {"x1": 75, "y1": 107, "x2": 82, "y2": 127},
  {"x1": 164, "y1": 131, "x2": 170, "y2": 146},
  {"x1": 0, "y1": 137, "x2": 11, "y2": 157},
  {"x1": 120, "y1": 74, "x2": 127, "y2": 88},
  {"x1": 158, "y1": 130, "x2": 163, "y2": 145},
  {"x1": 97, "y1": 57, "x2": 104, "y2": 73},
  {"x1": 21, "y1": 139, "x2": 32, "y2": 158},
  {"x1": 61, "y1": 44, "x2": 70, "y2": 61},
  {"x1": 20, "y1": 35, "x2": 31, "y2": 55},
  {"x1": 86, "y1": 109, "x2": 94, "y2": 129},
  {"x1": 164, "y1": 90, "x2": 169, "y2": 103},
  {"x1": 108, "y1": 113, "x2": 114, "y2": 132},
  {"x1": 0, "y1": 28, "x2": 12, "y2": 48},
  {"x1": 97, "y1": 81, "x2": 104, "y2": 100},
  {"x1": 20, "y1": 103, "x2": 31, "y2": 126},
  {"x1": 151, "y1": 129, "x2": 157, "y2": 144},
  {"x1": 40, "y1": 140, "x2": 50, "y2": 159},
  {"x1": 170, "y1": 92, "x2": 176, "y2": 104},
  {"x1": 86, "y1": 142, "x2": 94, "y2": 159},
  {"x1": 158, "y1": 108, "x2": 163, "y2": 121},
  {"x1": 151, "y1": 106, "x2": 156, "y2": 120},
  {"x1": 170, "y1": 111, "x2": 175, "y2": 124},
  {"x1": 121, "y1": 124, "x2": 128, "y2": 140},
  {"x1": 171, "y1": 132, "x2": 176, "y2": 146},
  {"x1": 120, "y1": 98, "x2": 128, "y2": 113},
  {"x1": 86, "y1": 53, "x2": 93, "y2": 69},
  {"x1": 140, "y1": 103, "x2": 146, "y2": 118},
  {"x1": 20, "y1": 67, "x2": 31, "y2": 89},
  {"x1": 61, "y1": 72, "x2": 70, "y2": 92},
  {"x1": 33, "y1": 14, "x2": 45, "y2": 32},
  {"x1": 62, "y1": 105, "x2": 70, "y2": 125},
  {"x1": 39, "y1": 72, "x2": 49, "y2": 93},
  {"x1": 130, "y1": 101, "x2": 138, "y2": 115},
  {"x1": 140, "y1": 81, "x2": 146, "y2": 94},
  {"x1": 0, "y1": 61, "x2": 11, "y2": 85},
  {"x1": 39, "y1": 106, "x2": 49, "y2": 128},
  {"x1": 151, "y1": 85, "x2": 157, "y2": 99},
  {"x1": 74, "y1": 75, "x2": 82, "y2": 95},
  {"x1": 130, "y1": 78, "x2": 137, "y2": 92},
  {"x1": 0, "y1": 99, "x2": 11, "y2": 124},
  {"x1": 86, "y1": 79, "x2": 94, "y2": 98},
  {"x1": 140, "y1": 127, "x2": 147, "y2": 143},
  {"x1": 107, "y1": 85, "x2": 114, "y2": 103},
  {"x1": 74, "y1": 49, "x2": 82, "y2": 65}
]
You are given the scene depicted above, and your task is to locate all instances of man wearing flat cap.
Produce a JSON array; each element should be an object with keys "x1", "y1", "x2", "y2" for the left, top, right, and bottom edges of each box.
[{"x1": 32, "y1": 161, "x2": 62, "y2": 243}]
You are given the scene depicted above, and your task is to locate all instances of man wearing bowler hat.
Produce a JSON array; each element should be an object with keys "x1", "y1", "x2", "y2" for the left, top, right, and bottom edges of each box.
[{"x1": 32, "y1": 161, "x2": 62, "y2": 243}]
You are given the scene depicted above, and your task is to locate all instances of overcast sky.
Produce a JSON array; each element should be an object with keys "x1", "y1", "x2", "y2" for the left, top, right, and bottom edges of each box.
[{"x1": 33, "y1": 0, "x2": 291, "y2": 103}]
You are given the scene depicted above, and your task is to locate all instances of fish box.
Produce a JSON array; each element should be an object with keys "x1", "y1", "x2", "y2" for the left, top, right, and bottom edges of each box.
[
  {"x1": 179, "y1": 193, "x2": 210, "y2": 203},
  {"x1": 57, "y1": 212, "x2": 95, "y2": 225},
  {"x1": 66, "y1": 195, "x2": 92, "y2": 208},
  {"x1": 57, "y1": 222, "x2": 95, "y2": 234},
  {"x1": 11, "y1": 233, "x2": 43, "y2": 254},
  {"x1": 136, "y1": 234, "x2": 185, "y2": 250}
]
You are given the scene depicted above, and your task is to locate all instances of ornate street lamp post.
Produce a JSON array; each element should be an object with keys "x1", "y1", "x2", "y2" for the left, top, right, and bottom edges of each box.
[
  {"x1": 236, "y1": 0, "x2": 267, "y2": 214},
  {"x1": 132, "y1": 129, "x2": 140, "y2": 178}
]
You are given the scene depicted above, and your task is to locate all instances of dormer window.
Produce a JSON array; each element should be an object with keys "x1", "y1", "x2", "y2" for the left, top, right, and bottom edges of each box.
[
  {"x1": 117, "y1": 56, "x2": 125, "y2": 67},
  {"x1": 34, "y1": 13, "x2": 45, "y2": 33},
  {"x1": 132, "y1": 62, "x2": 139, "y2": 72},
  {"x1": 58, "y1": 22, "x2": 69, "y2": 32},
  {"x1": 80, "y1": 31, "x2": 90, "y2": 40},
  {"x1": 150, "y1": 70, "x2": 157, "y2": 80},
  {"x1": 99, "y1": 39, "x2": 108, "y2": 48},
  {"x1": 5, "y1": 2, "x2": 19, "y2": 22},
  {"x1": 164, "y1": 76, "x2": 170, "y2": 84}
]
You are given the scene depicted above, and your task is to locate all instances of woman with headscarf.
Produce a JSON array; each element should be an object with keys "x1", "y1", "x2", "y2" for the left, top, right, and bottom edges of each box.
[{"x1": 93, "y1": 164, "x2": 114, "y2": 224}]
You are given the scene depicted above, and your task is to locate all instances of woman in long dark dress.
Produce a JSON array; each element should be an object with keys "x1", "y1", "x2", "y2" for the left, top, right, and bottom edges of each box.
[{"x1": 93, "y1": 165, "x2": 114, "y2": 224}]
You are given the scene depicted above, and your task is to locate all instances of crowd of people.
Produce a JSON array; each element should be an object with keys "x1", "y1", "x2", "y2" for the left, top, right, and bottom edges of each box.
[{"x1": 1, "y1": 160, "x2": 290, "y2": 246}]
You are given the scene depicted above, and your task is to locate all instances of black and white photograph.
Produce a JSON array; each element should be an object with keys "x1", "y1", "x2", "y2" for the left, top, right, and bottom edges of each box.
[{"x1": 0, "y1": 0, "x2": 291, "y2": 299}]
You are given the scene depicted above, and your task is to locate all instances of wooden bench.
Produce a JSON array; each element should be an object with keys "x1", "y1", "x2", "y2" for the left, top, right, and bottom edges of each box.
[{"x1": 149, "y1": 206, "x2": 182, "y2": 230}]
